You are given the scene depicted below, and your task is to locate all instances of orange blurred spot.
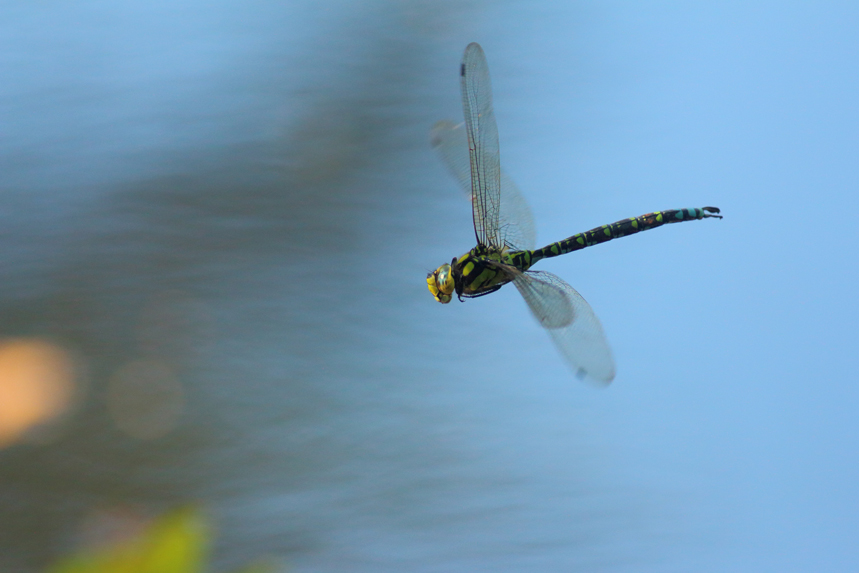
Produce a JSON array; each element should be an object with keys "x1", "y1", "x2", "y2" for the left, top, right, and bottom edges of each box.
[
  {"x1": 0, "y1": 338, "x2": 76, "y2": 448},
  {"x1": 107, "y1": 360, "x2": 184, "y2": 440}
]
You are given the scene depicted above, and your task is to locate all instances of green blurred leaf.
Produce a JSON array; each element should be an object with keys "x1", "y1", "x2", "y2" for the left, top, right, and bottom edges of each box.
[{"x1": 47, "y1": 507, "x2": 209, "y2": 573}]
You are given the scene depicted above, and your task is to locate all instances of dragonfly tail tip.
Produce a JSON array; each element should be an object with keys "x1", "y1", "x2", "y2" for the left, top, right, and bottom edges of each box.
[{"x1": 702, "y1": 206, "x2": 723, "y2": 219}]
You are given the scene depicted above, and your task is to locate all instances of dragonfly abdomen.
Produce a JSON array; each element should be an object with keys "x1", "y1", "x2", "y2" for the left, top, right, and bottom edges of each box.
[{"x1": 524, "y1": 207, "x2": 721, "y2": 265}]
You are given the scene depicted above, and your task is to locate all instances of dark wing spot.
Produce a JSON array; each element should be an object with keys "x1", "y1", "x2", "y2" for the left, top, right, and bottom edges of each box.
[{"x1": 460, "y1": 63, "x2": 466, "y2": 77}]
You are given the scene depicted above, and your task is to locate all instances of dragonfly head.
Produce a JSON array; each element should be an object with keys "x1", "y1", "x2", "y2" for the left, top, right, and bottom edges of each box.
[{"x1": 427, "y1": 262, "x2": 455, "y2": 303}]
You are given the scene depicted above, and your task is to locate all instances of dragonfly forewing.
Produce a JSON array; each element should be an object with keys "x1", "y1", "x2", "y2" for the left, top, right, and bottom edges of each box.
[{"x1": 461, "y1": 42, "x2": 502, "y2": 249}]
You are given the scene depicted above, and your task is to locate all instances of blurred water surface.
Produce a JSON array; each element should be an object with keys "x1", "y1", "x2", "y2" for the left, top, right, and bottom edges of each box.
[
  {"x1": 2, "y1": 1, "x2": 859, "y2": 572},
  {"x1": 1, "y1": 2, "x2": 621, "y2": 571}
]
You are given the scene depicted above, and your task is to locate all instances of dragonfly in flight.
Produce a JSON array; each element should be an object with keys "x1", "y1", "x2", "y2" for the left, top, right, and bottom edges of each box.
[{"x1": 427, "y1": 43, "x2": 721, "y2": 384}]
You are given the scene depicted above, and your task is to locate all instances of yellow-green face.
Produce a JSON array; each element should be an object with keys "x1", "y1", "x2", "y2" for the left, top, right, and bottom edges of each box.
[{"x1": 427, "y1": 263, "x2": 455, "y2": 303}]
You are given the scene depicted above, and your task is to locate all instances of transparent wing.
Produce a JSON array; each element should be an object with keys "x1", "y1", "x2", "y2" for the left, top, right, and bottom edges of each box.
[
  {"x1": 431, "y1": 120, "x2": 536, "y2": 251},
  {"x1": 461, "y1": 42, "x2": 503, "y2": 248},
  {"x1": 513, "y1": 270, "x2": 616, "y2": 384}
]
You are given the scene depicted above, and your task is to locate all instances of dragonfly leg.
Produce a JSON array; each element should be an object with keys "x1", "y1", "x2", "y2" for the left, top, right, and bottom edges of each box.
[{"x1": 460, "y1": 285, "x2": 503, "y2": 301}]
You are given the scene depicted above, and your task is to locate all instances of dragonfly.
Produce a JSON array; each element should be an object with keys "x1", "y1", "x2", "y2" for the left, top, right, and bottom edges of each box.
[{"x1": 426, "y1": 43, "x2": 722, "y2": 384}]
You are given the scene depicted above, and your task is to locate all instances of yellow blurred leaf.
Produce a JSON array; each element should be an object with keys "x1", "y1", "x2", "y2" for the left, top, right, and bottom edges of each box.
[{"x1": 47, "y1": 507, "x2": 209, "y2": 573}]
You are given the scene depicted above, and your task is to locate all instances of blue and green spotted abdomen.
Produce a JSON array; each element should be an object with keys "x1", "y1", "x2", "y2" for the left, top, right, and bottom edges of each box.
[{"x1": 509, "y1": 207, "x2": 721, "y2": 270}]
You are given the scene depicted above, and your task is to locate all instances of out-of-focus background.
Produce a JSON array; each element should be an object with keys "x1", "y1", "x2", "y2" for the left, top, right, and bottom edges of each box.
[{"x1": 2, "y1": 1, "x2": 858, "y2": 571}]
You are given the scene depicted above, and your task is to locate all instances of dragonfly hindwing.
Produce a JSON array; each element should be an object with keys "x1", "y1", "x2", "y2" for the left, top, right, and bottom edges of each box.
[
  {"x1": 512, "y1": 271, "x2": 575, "y2": 329},
  {"x1": 515, "y1": 271, "x2": 616, "y2": 383}
]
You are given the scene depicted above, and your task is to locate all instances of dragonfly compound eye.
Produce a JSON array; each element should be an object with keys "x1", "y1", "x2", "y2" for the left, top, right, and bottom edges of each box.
[{"x1": 427, "y1": 264, "x2": 454, "y2": 303}]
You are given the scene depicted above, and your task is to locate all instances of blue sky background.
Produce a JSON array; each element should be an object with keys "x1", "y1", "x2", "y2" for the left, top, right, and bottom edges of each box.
[{"x1": 1, "y1": 1, "x2": 857, "y2": 571}]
